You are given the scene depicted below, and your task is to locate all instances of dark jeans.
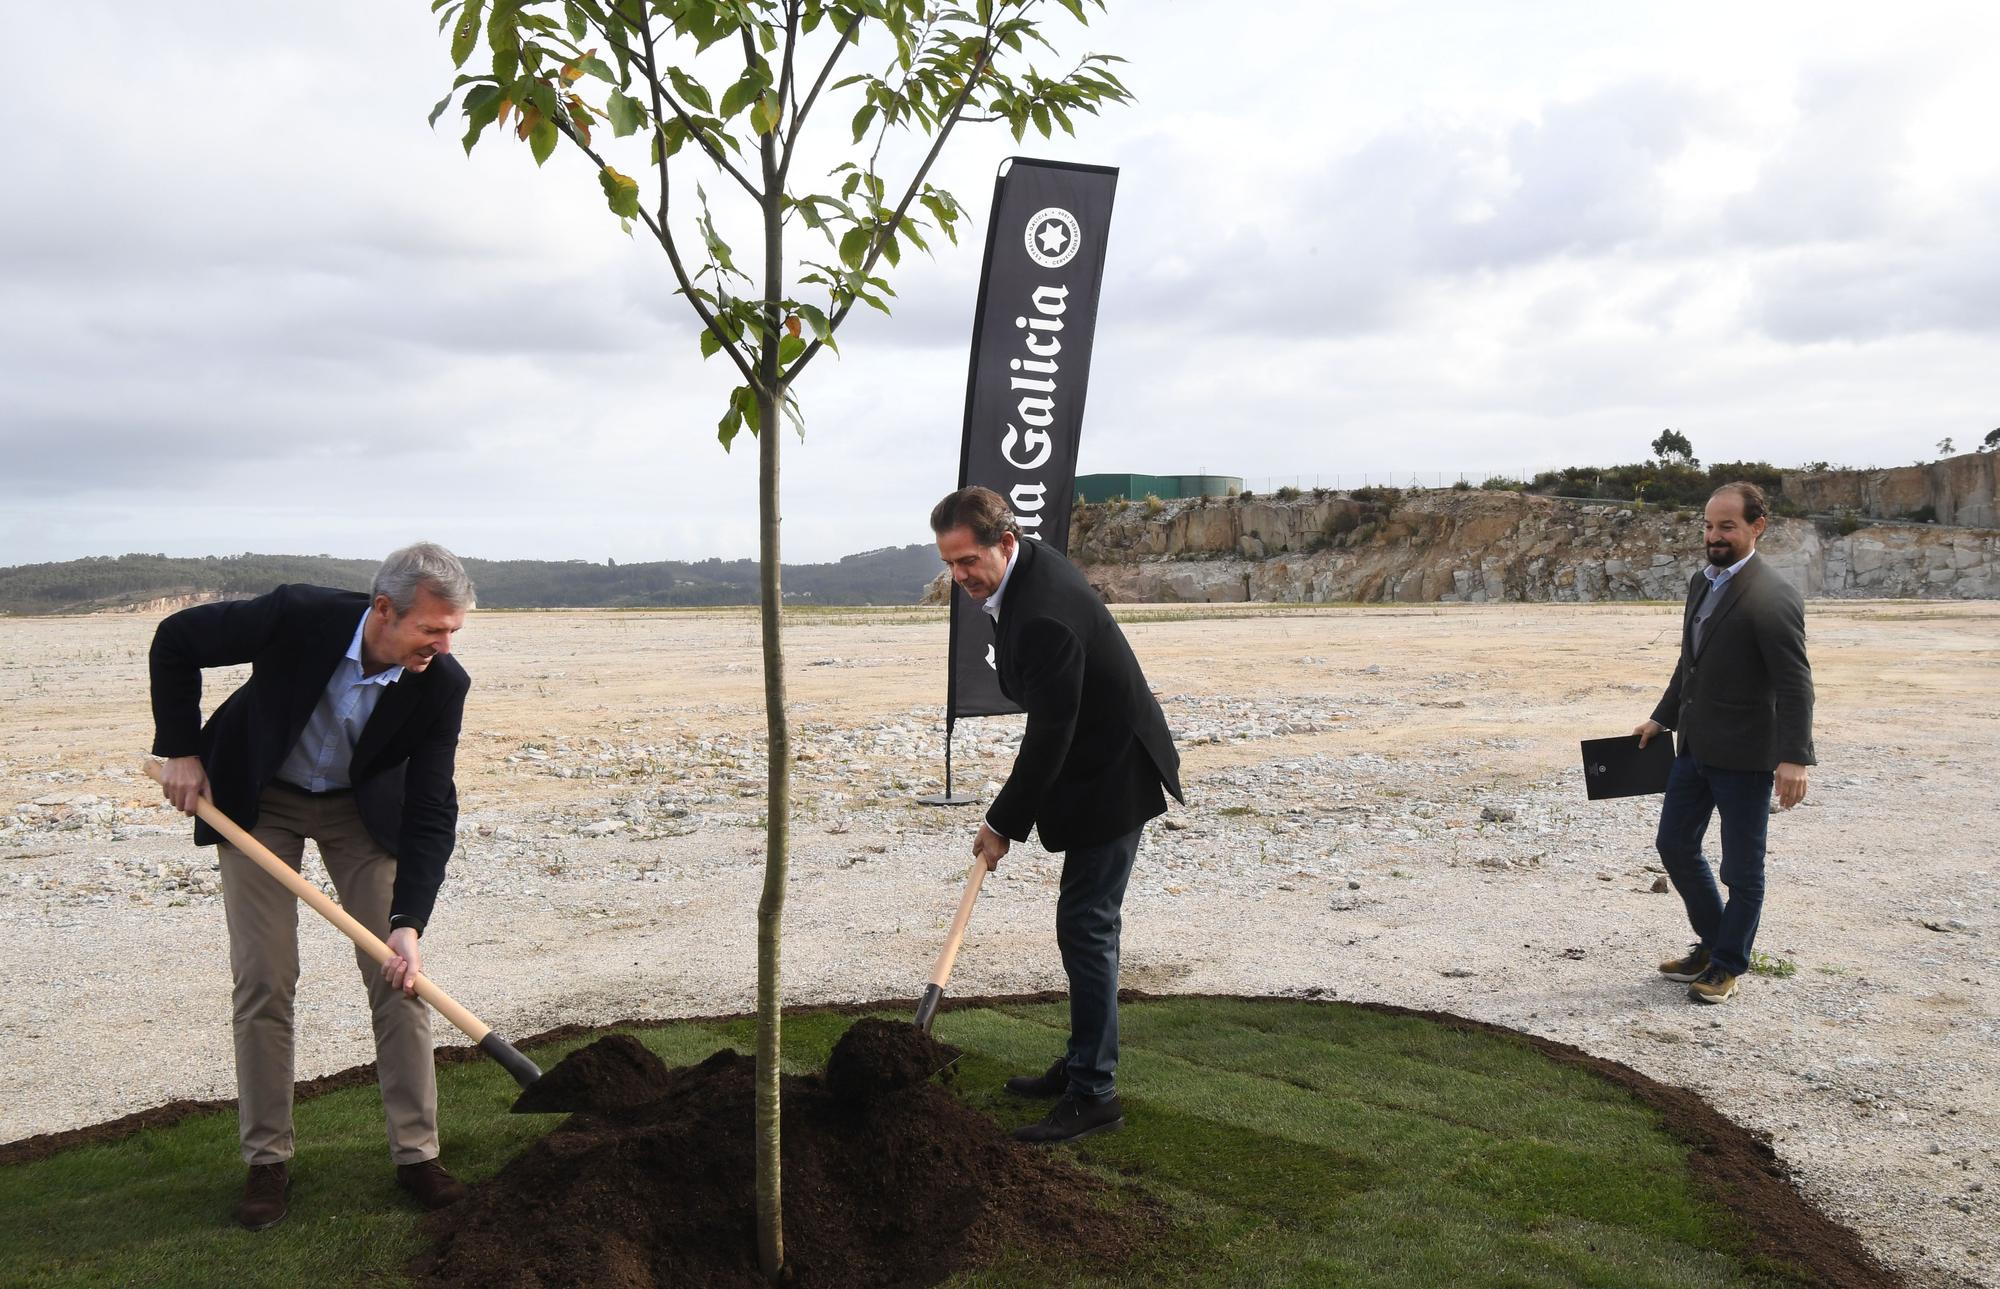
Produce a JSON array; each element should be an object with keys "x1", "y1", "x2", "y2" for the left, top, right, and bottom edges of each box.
[
  {"x1": 1057, "y1": 825, "x2": 1144, "y2": 1100},
  {"x1": 1655, "y1": 752, "x2": 1773, "y2": 977}
]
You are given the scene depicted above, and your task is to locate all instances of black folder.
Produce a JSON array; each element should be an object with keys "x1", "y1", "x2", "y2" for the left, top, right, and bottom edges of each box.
[{"x1": 1580, "y1": 734, "x2": 1673, "y2": 800}]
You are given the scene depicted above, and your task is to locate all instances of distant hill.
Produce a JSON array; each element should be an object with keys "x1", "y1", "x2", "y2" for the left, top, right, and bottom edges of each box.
[{"x1": 0, "y1": 546, "x2": 944, "y2": 615}]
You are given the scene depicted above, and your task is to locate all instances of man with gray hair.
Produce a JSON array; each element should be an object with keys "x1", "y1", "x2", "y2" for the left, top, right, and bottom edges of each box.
[{"x1": 149, "y1": 543, "x2": 474, "y2": 1228}]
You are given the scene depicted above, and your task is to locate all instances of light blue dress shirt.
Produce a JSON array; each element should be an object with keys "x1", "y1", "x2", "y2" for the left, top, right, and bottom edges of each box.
[
  {"x1": 1692, "y1": 549, "x2": 1754, "y2": 651},
  {"x1": 275, "y1": 610, "x2": 404, "y2": 791}
]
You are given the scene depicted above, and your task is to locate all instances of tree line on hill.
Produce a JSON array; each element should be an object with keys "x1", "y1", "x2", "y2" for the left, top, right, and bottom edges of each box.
[{"x1": 0, "y1": 546, "x2": 943, "y2": 616}]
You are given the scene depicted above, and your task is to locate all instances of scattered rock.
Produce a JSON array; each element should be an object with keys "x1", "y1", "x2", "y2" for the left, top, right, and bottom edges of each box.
[
  {"x1": 1481, "y1": 804, "x2": 1516, "y2": 823},
  {"x1": 1651, "y1": 876, "x2": 1671, "y2": 893}
]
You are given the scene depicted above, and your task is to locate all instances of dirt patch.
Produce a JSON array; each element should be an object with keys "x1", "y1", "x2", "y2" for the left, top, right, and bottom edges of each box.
[
  {"x1": 822, "y1": 1017, "x2": 958, "y2": 1103},
  {"x1": 413, "y1": 1042, "x2": 1149, "y2": 1288},
  {"x1": 512, "y1": 1033, "x2": 671, "y2": 1115}
]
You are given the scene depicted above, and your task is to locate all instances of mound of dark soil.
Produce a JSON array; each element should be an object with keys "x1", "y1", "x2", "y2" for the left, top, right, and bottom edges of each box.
[
  {"x1": 415, "y1": 1044, "x2": 1150, "y2": 1288},
  {"x1": 822, "y1": 1018, "x2": 958, "y2": 1103},
  {"x1": 512, "y1": 1033, "x2": 672, "y2": 1115}
]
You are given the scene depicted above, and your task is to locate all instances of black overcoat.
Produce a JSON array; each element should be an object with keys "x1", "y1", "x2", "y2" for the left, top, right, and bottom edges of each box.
[
  {"x1": 985, "y1": 539, "x2": 1183, "y2": 852},
  {"x1": 1649, "y1": 553, "x2": 1815, "y2": 772}
]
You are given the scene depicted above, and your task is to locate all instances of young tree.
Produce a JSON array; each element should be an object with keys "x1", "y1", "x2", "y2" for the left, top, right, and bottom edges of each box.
[
  {"x1": 425, "y1": 1, "x2": 1128, "y2": 1278},
  {"x1": 1650, "y1": 428, "x2": 1695, "y2": 466},
  {"x1": 1936, "y1": 436, "x2": 1956, "y2": 457}
]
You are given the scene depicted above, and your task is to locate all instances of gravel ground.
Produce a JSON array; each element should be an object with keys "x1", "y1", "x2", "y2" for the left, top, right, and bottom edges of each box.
[{"x1": 0, "y1": 602, "x2": 1994, "y2": 1287}]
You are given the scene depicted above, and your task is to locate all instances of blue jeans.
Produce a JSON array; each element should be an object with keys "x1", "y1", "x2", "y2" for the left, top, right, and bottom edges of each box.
[
  {"x1": 1056, "y1": 826, "x2": 1144, "y2": 1100},
  {"x1": 1654, "y1": 752, "x2": 1773, "y2": 977}
]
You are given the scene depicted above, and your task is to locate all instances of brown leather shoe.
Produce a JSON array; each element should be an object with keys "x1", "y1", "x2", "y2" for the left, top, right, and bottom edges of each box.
[
  {"x1": 395, "y1": 1159, "x2": 468, "y2": 1210},
  {"x1": 236, "y1": 1161, "x2": 290, "y2": 1231}
]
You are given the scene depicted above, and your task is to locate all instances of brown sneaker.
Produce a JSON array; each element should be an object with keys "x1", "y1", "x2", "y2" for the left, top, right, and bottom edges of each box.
[
  {"x1": 1688, "y1": 965, "x2": 1741, "y2": 1004},
  {"x1": 236, "y1": 1161, "x2": 290, "y2": 1231},
  {"x1": 395, "y1": 1159, "x2": 468, "y2": 1210},
  {"x1": 1658, "y1": 944, "x2": 1711, "y2": 982}
]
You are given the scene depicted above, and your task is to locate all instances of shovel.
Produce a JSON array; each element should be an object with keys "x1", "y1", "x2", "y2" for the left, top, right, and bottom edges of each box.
[
  {"x1": 143, "y1": 760, "x2": 556, "y2": 1110},
  {"x1": 913, "y1": 856, "x2": 988, "y2": 1033}
]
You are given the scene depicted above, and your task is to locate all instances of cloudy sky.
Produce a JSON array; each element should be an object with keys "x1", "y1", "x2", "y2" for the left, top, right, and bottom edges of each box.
[{"x1": 5, "y1": 0, "x2": 1996, "y2": 566}]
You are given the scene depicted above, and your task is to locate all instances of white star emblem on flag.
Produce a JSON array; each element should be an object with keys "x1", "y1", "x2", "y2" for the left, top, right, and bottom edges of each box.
[{"x1": 1036, "y1": 221, "x2": 1069, "y2": 255}]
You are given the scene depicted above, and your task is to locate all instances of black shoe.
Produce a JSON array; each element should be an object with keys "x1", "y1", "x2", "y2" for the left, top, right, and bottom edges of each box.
[
  {"x1": 1013, "y1": 1092, "x2": 1125, "y2": 1144},
  {"x1": 1004, "y1": 1057, "x2": 1069, "y2": 1099},
  {"x1": 236, "y1": 1161, "x2": 290, "y2": 1231}
]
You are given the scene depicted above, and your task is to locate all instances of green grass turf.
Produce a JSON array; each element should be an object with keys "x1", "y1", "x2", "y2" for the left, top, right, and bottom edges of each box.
[{"x1": 0, "y1": 1000, "x2": 1803, "y2": 1288}]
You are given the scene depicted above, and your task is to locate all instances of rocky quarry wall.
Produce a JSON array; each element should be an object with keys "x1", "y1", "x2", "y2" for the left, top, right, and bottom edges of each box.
[
  {"x1": 1060, "y1": 491, "x2": 2000, "y2": 604},
  {"x1": 1783, "y1": 450, "x2": 1999, "y2": 528}
]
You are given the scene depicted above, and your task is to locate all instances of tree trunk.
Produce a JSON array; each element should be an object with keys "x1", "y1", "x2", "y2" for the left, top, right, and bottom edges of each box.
[
  {"x1": 754, "y1": 113, "x2": 789, "y2": 1284},
  {"x1": 754, "y1": 380, "x2": 788, "y2": 1281}
]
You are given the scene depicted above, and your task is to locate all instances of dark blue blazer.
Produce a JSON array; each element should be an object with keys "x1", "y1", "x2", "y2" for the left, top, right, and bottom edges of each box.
[{"x1": 149, "y1": 584, "x2": 468, "y2": 930}]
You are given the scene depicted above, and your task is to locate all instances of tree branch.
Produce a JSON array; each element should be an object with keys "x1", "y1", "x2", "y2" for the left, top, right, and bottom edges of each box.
[
  {"x1": 782, "y1": 23, "x2": 999, "y2": 387},
  {"x1": 557, "y1": 22, "x2": 761, "y2": 391},
  {"x1": 586, "y1": 4, "x2": 766, "y2": 203},
  {"x1": 778, "y1": 9, "x2": 866, "y2": 180}
]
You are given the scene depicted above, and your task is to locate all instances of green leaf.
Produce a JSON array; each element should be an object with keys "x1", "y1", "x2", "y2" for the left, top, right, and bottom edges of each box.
[
  {"x1": 750, "y1": 91, "x2": 781, "y2": 136},
  {"x1": 598, "y1": 165, "x2": 640, "y2": 218},
  {"x1": 564, "y1": 1, "x2": 587, "y2": 39},
  {"x1": 779, "y1": 334, "x2": 805, "y2": 366},
  {"x1": 576, "y1": 55, "x2": 614, "y2": 82},
  {"x1": 667, "y1": 66, "x2": 713, "y2": 112},
  {"x1": 524, "y1": 77, "x2": 559, "y2": 119},
  {"x1": 837, "y1": 225, "x2": 871, "y2": 270},
  {"x1": 529, "y1": 118, "x2": 559, "y2": 165},
  {"x1": 460, "y1": 84, "x2": 503, "y2": 153},
  {"x1": 486, "y1": 1, "x2": 520, "y2": 61},
  {"x1": 879, "y1": 229, "x2": 901, "y2": 267},
  {"x1": 850, "y1": 101, "x2": 877, "y2": 143},
  {"x1": 717, "y1": 401, "x2": 743, "y2": 451},
  {"x1": 719, "y1": 71, "x2": 761, "y2": 120},
  {"x1": 781, "y1": 392, "x2": 807, "y2": 440},
  {"x1": 700, "y1": 327, "x2": 723, "y2": 359},
  {"x1": 606, "y1": 89, "x2": 644, "y2": 136},
  {"x1": 1031, "y1": 102, "x2": 1050, "y2": 137},
  {"x1": 658, "y1": 117, "x2": 689, "y2": 158},
  {"x1": 794, "y1": 302, "x2": 833, "y2": 342},
  {"x1": 450, "y1": 0, "x2": 485, "y2": 66},
  {"x1": 428, "y1": 92, "x2": 456, "y2": 129}
]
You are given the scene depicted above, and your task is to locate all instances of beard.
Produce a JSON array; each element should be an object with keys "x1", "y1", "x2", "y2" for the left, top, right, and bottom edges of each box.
[{"x1": 1706, "y1": 544, "x2": 1736, "y2": 567}]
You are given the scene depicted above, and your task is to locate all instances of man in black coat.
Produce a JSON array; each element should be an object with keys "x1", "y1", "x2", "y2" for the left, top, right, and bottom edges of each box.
[
  {"x1": 931, "y1": 486, "x2": 1183, "y2": 1143},
  {"x1": 1636, "y1": 483, "x2": 1815, "y2": 1004},
  {"x1": 149, "y1": 542, "x2": 474, "y2": 1228}
]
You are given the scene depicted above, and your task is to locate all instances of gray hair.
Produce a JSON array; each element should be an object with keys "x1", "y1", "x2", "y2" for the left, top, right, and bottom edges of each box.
[{"x1": 373, "y1": 542, "x2": 475, "y2": 613}]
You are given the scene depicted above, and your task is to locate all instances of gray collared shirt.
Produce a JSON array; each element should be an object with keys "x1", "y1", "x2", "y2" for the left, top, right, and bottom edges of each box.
[
  {"x1": 1692, "y1": 549, "x2": 1755, "y2": 651},
  {"x1": 275, "y1": 609, "x2": 404, "y2": 791}
]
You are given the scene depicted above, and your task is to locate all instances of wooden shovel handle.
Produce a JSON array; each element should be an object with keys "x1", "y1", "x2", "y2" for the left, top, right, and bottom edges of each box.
[
  {"x1": 142, "y1": 759, "x2": 492, "y2": 1044},
  {"x1": 928, "y1": 857, "x2": 989, "y2": 991}
]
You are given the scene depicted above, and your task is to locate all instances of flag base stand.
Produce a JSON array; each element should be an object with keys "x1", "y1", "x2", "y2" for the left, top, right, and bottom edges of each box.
[{"x1": 916, "y1": 718, "x2": 979, "y2": 806}]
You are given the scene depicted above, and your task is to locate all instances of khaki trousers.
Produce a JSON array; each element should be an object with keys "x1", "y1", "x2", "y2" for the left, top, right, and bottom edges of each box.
[{"x1": 218, "y1": 784, "x2": 438, "y2": 1166}]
